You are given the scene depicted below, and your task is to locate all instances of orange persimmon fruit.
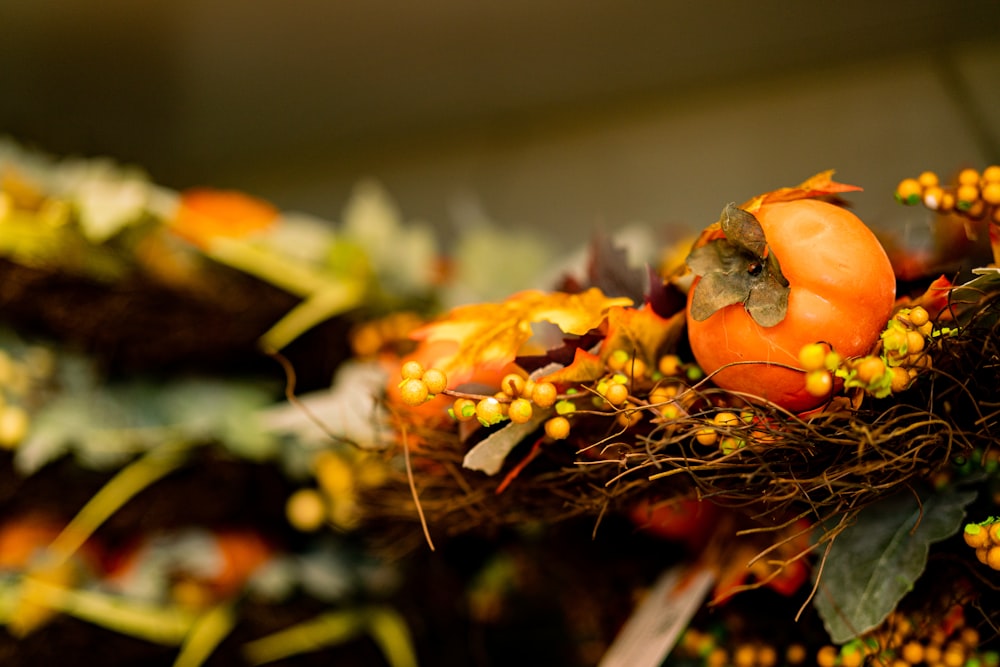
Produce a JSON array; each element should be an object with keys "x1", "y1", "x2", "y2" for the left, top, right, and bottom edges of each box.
[{"x1": 685, "y1": 199, "x2": 895, "y2": 413}]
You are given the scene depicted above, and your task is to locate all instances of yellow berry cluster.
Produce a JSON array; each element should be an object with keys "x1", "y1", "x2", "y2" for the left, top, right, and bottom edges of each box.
[
  {"x1": 693, "y1": 410, "x2": 750, "y2": 454},
  {"x1": 676, "y1": 627, "x2": 796, "y2": 667},
  {"x1": 896, "y1": 166, "x2": 1000, "y2": 223},
  {"x1": 834, "y1": 606, "x2": 993, "y2": 667},
  {"x1": 397, "y1": 360, "x2": 449, "y2": 407},
  {"x1": 397, "y1": 350, "x2": 708, "y2": 445},
  {"x1": 798, "y1": 306, "x2": 932, "y2": 402},
  {"x1": 963, "y1": 518, "x2": 1000, "y2": 570},
  {"x1": 285, "y1": 449, "x2": 390, "y2": 532},
  {"x1": 396, "y1": 360, "x2": 574, "y2": 439},
  {"x1": 673, "y1": 604, "x2": 993, "y2": 667}
]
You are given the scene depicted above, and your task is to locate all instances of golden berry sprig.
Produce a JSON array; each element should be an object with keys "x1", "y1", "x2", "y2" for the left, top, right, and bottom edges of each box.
[
  {"x1": 797, "y1": 307, "x2": 933, "y2": 402},
  {"x1": 964, "y1": 517, "x2": 1000, "y2": 570},
  {"x1": 897, "y1": 165, "x2": 1000, "y2": 264},
  {"x1": 397, "y1": 361, "x2": 446, "y2": 406}
]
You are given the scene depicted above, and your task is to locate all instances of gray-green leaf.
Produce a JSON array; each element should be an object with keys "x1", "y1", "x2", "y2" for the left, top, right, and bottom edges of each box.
[{"x1": 814, "y1": 485, "x2": 977, "y2": 644}]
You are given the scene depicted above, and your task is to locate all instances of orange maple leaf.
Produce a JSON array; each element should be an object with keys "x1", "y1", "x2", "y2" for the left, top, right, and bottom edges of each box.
[
  {"x1": 690, "y1": 171, "x2": 863, "y2": 249},
  {"x1": 410, "y1": 288, "x2": 633, "y2": 376},
  {"x1": 742, "y1": 169, "x2": 862, "y2": 213}
]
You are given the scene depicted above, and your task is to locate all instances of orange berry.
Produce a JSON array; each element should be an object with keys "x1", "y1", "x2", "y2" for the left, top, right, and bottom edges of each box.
[
  {"x1": 530, "y1": 382, "x2": 558, "y2": 408},
  {"x1": 923, "y1": 185, "x2": 946, "y2": 210},
  {"x1": 616, "y1": 409, "x2": 642, "y2": 428},
  {"x1": 603, "y1": 382, "x2": 630, "y2": 407},
  {"x1": 733, "y1": 644, "x2": 756, "y2": 667},
  {"x1": 817, "y1": 645, "x2": 838, "y2": 667},
  {"x1": 544, "y1": 416, "x2": 570, "y2": 440},
  {"x1": 657, "y1": 354, "x2": 682, "y2": 376},
  {"x1": 475, "y1": 397, "x2": 505, "y2": 426},
  {"x1": 286, "y1": 488, "x2": 327, "y2": 532},
  {"x1": 695, "y1": 427, "x2": 717, "y2": 446},
  {"x1": 989, "y1": 522, "x2": 1000, "y2": 544},
  {"x1": 798, "y1": 342, "x2": 828, "y2": 371},
  {"x1": 841, "y1": 645, "x2": 864, "y2": 667},
  {"x1": 607, "y1": 349, "x2": 629, "y2": 372},
  {"x1": 958, "y1": 167, "x2": 981, "y2": 186},
  {"x1": 400, "y1": 360, "x2": 424, "y2": 380},
  {"x1": 649, "y1": 385, "x2": 678, "y2": 404},
  {"x1": 982, "y1": 181, "x2": 1000, "y2": 205},
  {"x1": 399, "y1": 378, "x2": 429, "y2": 406},
  {"x1": 713, "y1": 411, "x2": 741, "y2": 428},
  {"x1": 964, "y1": 523, "x2": 991, "y2": 549},
  {"x1": 901, "y1": 641, "x2": 924, "y2": 665},
  {"x1": 906, "y1": 331, "x2": 926, "y2": 355},
  {"x1": 983, "y1": 165, "x2": 1000, "y2": 183},
  {"x1": 623, "y1": 356, "x2": 647, "y2": 379},
  {"x1": 854, "y1": 356, "x2": 886, "y2": 384},
  {"x1": 785, "y1": 644, "x2": 807, "y2": 666},
  {"x1": 939, "y1": 191, "x2": 956, "y2": 212},
  {"x1": 501, "y1": 373, "x2": 526, "y2": 397},
  {"x1": 917, "y1": 170, "x2": 940, "y2": 188},
  {"x1": 908, "y1": 306, "x2": 929, "y2": 327},
  {"x1": 805, "y1": 370, "x2": 833, "y2": 397},
  {"x1": 957, "y1": 184, "x2": 980, "y2": 208},
  {"x1": 890, "y1": 366, "x2": 911, "y2": 393},
  {"x1": 421, "y1": 368, "x2": 448, "y2": 395},
  {"x1": 452, "y1": 398, "x2": 477, "y2": 422},
  {"x1": 896, "y1": 178, "x2": 922, "y2": 205},
  {"x1": 508, "y1": 398, "x2": 534, "y2": 424}
]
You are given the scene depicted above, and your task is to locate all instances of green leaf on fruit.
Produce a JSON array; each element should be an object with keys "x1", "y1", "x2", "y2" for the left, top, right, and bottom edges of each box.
[
  {"x1": 814, "y1": 485, "x2": 977, "y2": 644},
  {"x1": 686, "y1": 204, "x2": 790, "y2": 327}
]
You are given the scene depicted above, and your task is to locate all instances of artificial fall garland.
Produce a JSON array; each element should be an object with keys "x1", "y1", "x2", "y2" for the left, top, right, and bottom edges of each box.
[{"x1": 0, "y1": 138, "x2": 999, "y2": 666}]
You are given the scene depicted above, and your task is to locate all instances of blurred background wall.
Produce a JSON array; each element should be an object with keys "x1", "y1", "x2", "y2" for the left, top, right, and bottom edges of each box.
[{"x1": 1, "y1": 0, "x2": 998, "y2": 252}]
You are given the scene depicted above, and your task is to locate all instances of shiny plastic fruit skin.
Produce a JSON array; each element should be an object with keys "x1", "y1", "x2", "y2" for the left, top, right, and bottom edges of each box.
[{"x1": 686, "y1": 199, "x2": 896, "y2": 413}]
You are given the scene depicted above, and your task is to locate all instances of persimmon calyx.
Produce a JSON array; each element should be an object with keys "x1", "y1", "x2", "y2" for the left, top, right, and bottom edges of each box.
[{"x1": 686, "y1": 203, "x2": 790, "y2": 327}]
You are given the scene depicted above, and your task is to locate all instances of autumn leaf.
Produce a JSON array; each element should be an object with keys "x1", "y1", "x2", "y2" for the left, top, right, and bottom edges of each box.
[
  {"x1": 536, "y1": 347, "x2": 605, "y2": 385},
  {"x1": 691, "y1": 171, "x2": 862, "y2": 247},
  {"x1": 410, "y1": 288, "x2": 633, "y2": 375},
  {"x1": 600, "y1": 305, "x2": 684, "y2": 366},
  {"x1": 742, "y1": 170, "x2": 862, "y2": 213}
]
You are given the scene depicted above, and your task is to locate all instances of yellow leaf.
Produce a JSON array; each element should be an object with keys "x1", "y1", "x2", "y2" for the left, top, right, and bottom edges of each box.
[
  {"x1": 536, "y1": 348, "x2": 605, "y2": 385},
  {"x1": 601, "y1": 306, "x2": 684, "y2": 367},
  {"x1": 411, "y1": 288, "x2": 632, "y2": 375}
]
